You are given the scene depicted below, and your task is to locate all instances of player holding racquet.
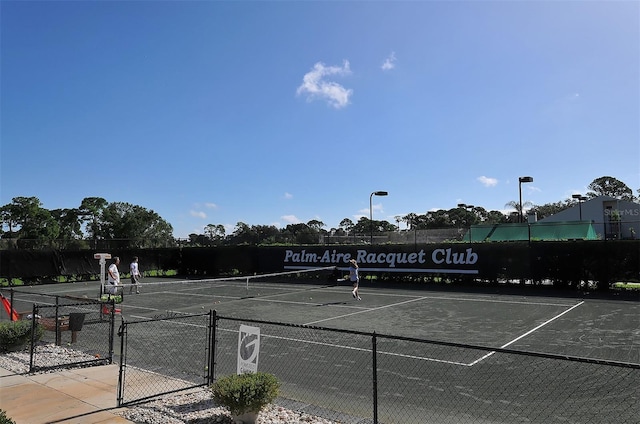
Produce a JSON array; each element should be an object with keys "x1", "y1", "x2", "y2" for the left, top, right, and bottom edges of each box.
[{"x1": 349, "y1": 259, "x2": 361, "y2": 300}]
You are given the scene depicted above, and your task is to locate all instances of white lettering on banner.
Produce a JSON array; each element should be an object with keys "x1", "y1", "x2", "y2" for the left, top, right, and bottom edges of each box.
[
  {"x1": 432, "y1": 248, "x2": 478, "y2": 265},
  {"x1": 284, "y1": 248, "x2": 478, "y2": 271},
  {"x1": 284, "y1": 249, "x2": 320, "y2": 263},
  {"x1": 355, "y1": 250, "x2": 427, "y2": 267},
  {"x1": 319, "y1": 250, "x2": 351, "y2": 263},
  {"x1": 284, "y1": 247, "x2": 478, "y2": 268}
]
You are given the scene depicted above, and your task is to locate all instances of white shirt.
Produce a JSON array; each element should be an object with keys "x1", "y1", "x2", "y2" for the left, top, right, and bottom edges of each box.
[
  {"x1": 108, "y1": 263, "x2": 120, "y2": 285},
  {"x1": 130, "y1": 261, "x2": 140, "y2": 276}
]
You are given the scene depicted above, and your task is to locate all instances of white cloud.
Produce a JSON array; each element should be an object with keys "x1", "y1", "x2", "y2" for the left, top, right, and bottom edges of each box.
[
  {"x1": 190, "y1": 210, "x2": 207, "y2": 219},
  {"x1": 359, "y1": 203, "x2": 384, "y2": 216},
  {"x1": 283, "y1": 192, "x2": 293, "y2": 199},
  {"x1": 296, "y1": 60, "x2": 353, "y2": 109},
  {"x1": 477, "y1": 176, "x2": 498, "y2": 187},
  {"x1": 281, "y1": 215, "x2": 301, "y2": 224},
  {"x1": 381, "y1": 52, "x2": 397, "y2": 71},
  {"x1": 205, "y1": 203, "x2": 218, "y2": 209}
]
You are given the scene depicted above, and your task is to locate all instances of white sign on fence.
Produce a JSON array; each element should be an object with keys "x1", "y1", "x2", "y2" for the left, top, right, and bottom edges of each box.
[{"x1": 237, "y1": 325, "x2": 260, "y2": 374}]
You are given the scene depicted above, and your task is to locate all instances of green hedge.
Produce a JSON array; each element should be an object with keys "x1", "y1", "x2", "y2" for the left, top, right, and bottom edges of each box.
[{"x1": 0, "y1": 320, "x2": 44, "y2": 352}]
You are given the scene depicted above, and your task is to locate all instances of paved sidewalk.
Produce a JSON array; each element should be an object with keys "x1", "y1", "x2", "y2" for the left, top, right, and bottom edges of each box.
[{"x1": 0, "y1": 364, "x2": 133, "y2": 424}]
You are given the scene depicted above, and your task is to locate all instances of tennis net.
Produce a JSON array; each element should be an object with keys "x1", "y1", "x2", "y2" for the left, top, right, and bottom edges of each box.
[{"x1": 124, "y1": 266, "x2": 339, "y2": 296}]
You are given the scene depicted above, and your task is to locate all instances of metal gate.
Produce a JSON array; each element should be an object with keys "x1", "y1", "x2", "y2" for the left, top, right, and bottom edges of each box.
[{"x1": 116, "y1": 311, "x2": 214, "y2": 406}]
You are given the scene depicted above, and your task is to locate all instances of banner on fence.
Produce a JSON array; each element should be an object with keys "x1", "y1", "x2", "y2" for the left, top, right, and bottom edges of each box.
[{"x1": 237, "y1": 325, "x2": 260, "y2": 374}]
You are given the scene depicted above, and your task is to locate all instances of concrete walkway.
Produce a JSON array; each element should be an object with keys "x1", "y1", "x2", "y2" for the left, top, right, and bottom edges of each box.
[{"x1": 0, "y1": 364, "x2": 133, "y2": 424}]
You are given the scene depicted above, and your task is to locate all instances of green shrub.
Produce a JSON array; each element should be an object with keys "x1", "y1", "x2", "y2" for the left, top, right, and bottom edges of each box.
[
  {"x1": 0, "y1": 320, "x2": 44, "y2": 352},
  {"x1": 210, "y1": 372, "x2": 280, "y2": 416},
  {"x1": 0, "y1": 409, "x2": 16, "y2": 424}
]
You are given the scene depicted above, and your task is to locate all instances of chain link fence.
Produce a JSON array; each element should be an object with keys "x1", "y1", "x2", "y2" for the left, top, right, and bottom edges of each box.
[
  {"x1": 29, "y1": 299, "x2": 116, "y2": 372},
  {"x1": 117, "y1": 312, "x2": 213, "y2": 405},
  {"x1": 116, "y1": 312, "x2": 640, "y2": 423}
]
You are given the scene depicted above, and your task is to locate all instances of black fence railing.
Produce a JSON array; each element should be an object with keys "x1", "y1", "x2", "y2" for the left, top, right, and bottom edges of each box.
[
  {"x1": 116, "y1": 311, "x2": 640, "y2": 423},
  {"x1": 1, "y1": 289, "x2": 118, "y2": 372},
  {"x1": 2, "y1": 289, "x2": 117, "y2": 373},
  {"x1": 29, "y1": 302, "x2": 116, "y2": 372},
  {"x1": 116, "y1": 312, "x2": 213, "y2": 406}
]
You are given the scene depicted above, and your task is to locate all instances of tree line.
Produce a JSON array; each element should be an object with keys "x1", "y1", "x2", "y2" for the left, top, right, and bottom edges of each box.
[{"x1": 1, "y1": 176, "x2": 637, "y2": 248}]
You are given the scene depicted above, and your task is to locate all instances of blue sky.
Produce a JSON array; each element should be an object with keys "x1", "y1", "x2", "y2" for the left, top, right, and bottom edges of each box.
[{"x1": 1, "y1": 1, "x2": 638, "y2": 238}]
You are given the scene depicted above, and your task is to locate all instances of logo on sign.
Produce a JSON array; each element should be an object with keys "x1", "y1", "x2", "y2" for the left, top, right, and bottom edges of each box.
[{"x1": 237, "y1": 325, "x2": 260, "y2": 374}]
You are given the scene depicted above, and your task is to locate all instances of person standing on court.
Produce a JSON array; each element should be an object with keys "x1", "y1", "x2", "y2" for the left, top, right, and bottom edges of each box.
[
  {"x1": 107, "y1": 256, "x2": 121, "y2": 295},
  {"x1": 349, "y1": 259, "x2": 361, "y2": 300},
  {"x1": 130, "y1": 256, "x2": 141, "y2": 294}
]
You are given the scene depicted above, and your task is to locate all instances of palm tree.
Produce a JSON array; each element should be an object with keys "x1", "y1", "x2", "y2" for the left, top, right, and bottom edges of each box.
[{"x1": 505, "y1": 200, "x2": 533, "y2": 219}]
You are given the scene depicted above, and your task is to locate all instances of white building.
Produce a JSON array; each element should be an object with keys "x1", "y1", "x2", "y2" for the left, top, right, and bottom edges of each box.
[{"x1": 538, "y1": 195, "x2": 640, "y2": 240}]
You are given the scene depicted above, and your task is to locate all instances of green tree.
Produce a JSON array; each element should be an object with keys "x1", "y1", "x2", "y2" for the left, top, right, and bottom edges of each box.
[
  {"x1": 282, "y1": 223, "x2": 318, "y2": 244},
  {"x1": 101, "y1": 202, "x2": 174, "y2": 248},
  {"x1": 0, "y1": 203, "x2": 20, "y2": 236},
  {"x1": 423, "y1": 210, "x2": 452, "y2": 228},
  {"x1": 307, "y1": 219, "x2": 325, "y2": 232},
  {"x1": 339, "y1": 218, "x2": 354, "y2": 234},
  {"x1": 451, "y1": 206, "x2": 479, "y2": 228},
  {"x1": 587, "y1": 176, "x2": 633, "y2": 200},
  {"x1": 402, "y1": 213, "x2": 417, "y2": 230},
  {"x1": 79, "y1": 197, "x2": 108, "y2": 242},
  {"x1": 50, "y1": 208, "x2": 82, "y2": 239},
  {"x1": 1, "y1": 197, "x2": 59, "y2": 246},
  {"x1": 485, "y1": 210, "x2": 508, "y2": 224},
  {"x1": 253, "y1": 225, "x2": 281, "y2": 244},
  {"x1": 204, "y1": 224, "x2": 226, "y2": 244},
  {"x1": 529, "y1": 200, "x2": 573, "y2": 220},
  {"x1": 229, "y1": 222, "x2": 257, "y2": 245}
]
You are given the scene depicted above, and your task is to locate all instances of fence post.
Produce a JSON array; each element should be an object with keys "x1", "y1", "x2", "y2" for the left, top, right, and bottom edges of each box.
[
  {"x1": 108, "y1": 300, "x2": 115, "y2": 363},
  {"x1": 54, "y1": 296, "x2": 60, "y2": 346},
  {"x1": 29, "y1": 304, "x2": 37, "y2": 372},
  {"x1": 117, "y1": 320, "x2": 127, "y2": 407},
  {"x1": 372, "y1": 331, "x2": 378, "y2": 424},
  {"x1": 208, "y1": 309, "x2": 217, "y2": 385}
]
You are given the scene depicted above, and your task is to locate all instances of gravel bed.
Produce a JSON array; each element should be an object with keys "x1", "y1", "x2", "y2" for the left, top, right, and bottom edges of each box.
[{"x1": 0, "y1": 345, "x2": 342, "y2": 424}]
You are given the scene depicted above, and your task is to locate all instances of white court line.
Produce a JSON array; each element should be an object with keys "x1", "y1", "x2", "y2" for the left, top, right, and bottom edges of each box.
[
  {"x1": 468, "y1": 300, "x2": 585, "y2": 366},
  {"x1": 125, "y1": 299, "x2": 587, "y2": 368},
  {"x1": 216, "y1": 327, "x2": 470, "y2": 366},
  {"x1": 304, "y1": 296, "x2": 429, "y2": 326}
]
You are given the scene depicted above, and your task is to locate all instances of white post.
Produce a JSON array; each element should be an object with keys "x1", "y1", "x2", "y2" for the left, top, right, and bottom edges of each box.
[{"x1": 94, "y1": 253, "x2": 112, "y2": 295}]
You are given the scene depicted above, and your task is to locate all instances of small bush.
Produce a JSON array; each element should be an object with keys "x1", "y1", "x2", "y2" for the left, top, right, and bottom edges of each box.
[
  {"x1": 0, "y1": 409, "x2": 16, "y2": 424},
  {"x1": 0, "y1": 320, "x2": 44, "y2": 352},
  {"x1": 210, "y1": 372, "x2": 280, "y2": 416}
]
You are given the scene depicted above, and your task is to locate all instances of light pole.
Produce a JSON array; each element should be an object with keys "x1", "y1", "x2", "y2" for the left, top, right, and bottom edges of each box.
[
  {"x1": 370, "y1": 191, "x2": 388, "y2": 244},
  {"x1": 518, "y1": 176, "x2": 533, "y2": 223},
  {"x1": 572, "y1": 194, "x2": 587, "y2": 220}
]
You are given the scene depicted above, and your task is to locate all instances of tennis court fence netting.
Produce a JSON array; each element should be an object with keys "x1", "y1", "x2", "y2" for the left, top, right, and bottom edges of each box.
[{"x1": 117, "y1": 310, "x2": 640, "y2": 424}]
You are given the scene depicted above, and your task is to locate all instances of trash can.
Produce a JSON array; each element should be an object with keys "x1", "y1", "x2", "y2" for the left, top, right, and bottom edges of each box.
[
  {"x1": 69, "y1": 313, "x2": 85, "y2": 331},
  {"x1": 69, "y1": 313, "x2": 86, "y2": 343}
]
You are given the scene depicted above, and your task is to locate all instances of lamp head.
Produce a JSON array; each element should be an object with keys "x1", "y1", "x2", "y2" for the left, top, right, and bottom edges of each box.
[
  {"x1": 519, "y1": 176, "x2": 534, "y2": 183},
  {"x1": 373, "y1": 191, "x2": 388, "y2": 196}
]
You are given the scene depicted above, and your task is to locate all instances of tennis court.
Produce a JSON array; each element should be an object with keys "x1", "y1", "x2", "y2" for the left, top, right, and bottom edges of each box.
[
  {"x1": 13, "y1": 273, "x2": 637, "y2": 363},
  {"x1": 6, "y1": 273, "x2": 640, "y2": 422}
]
